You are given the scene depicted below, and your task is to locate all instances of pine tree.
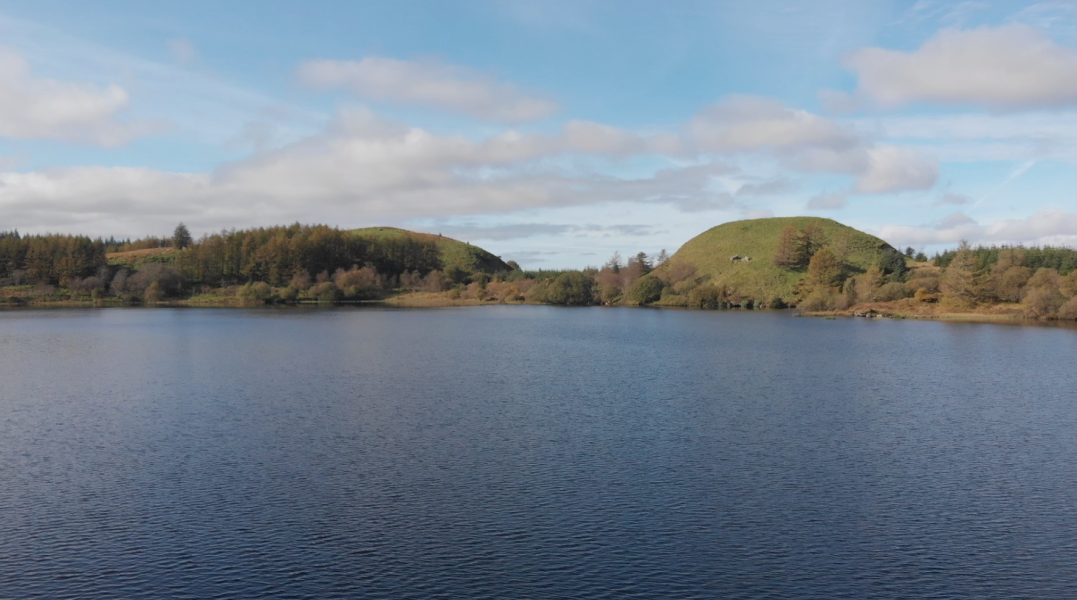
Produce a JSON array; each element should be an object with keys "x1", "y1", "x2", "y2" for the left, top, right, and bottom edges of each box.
[
  {"x1": 173, "y1": 223, "x2": 193, "y2": 250},
  {"x1": 807, "y1": 247, "x2": 843, "y2": 291},
  {"x1": 798, "y1": 224, "x2": 827, "y2": 263},
  {"x1": 772, "y1": 225, "x2": 801, "y2": 269},
  {"x1": 941, "y1": 240, "x2": 980, "y2": 306}
]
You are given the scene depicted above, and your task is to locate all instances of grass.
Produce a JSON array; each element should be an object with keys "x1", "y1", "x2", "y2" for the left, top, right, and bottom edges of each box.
[
  {"x1": 106, "y1": 247, "x2": 177, "y2": 268},
  {"x1": 350, "y1": 226, "x2": 511, "y2": 274},
  {"x1": 655, "y1": 216, "x2": 899, "y2": 303}
]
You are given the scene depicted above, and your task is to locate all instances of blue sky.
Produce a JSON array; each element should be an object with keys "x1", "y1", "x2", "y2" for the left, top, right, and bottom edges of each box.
[{"x1": 2, "y1": 0, "x2": 1077, "y2": 267}]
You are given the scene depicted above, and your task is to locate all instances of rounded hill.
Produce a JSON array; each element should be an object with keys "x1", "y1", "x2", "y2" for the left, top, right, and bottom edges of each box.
[
  {"x1": 656, "y1": 217, "x2": 901, "y2": 303},
  {"x1": 350, "y1": 227, "x2": 511, "y2": 274}
]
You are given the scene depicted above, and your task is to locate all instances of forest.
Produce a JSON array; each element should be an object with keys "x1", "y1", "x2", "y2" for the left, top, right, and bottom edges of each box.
[{"x1": 2, "y1": 221, "x2": 1077, "y2": 321}]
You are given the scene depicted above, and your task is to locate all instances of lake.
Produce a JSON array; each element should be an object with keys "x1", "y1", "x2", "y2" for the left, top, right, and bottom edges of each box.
[{"x1": 2, "y1": 306, "x2": 1076, "y2": 598}]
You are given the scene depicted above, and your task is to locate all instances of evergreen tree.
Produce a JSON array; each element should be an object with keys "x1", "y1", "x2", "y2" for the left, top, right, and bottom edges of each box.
[
  {"x1": 941, "y1": 240, "x2": 980, "y2": 305},
  {"x1": 798, "y1": 224, "x2": 827, "y2": 262},
  {"x1": 634, "y1": 252, "x2": 653, "y2": 274},
  {"x1": 807, "y1": 247, "x2": 843, "y2": 291},
  {"x1": 772, "y1": 225, "x2": 801, "y2": 269},
  {"x1": 173, "y1": 223, "x2": 193, "y2": 250}
]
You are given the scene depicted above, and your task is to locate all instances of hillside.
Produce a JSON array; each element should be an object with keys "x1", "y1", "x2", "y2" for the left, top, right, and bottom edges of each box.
[
  {"x1": 350, "y1": 227, "x2": 511, "y2": 274},
  {"x1": 654, "y1": 217, "x2": 901, "y2": 303},
  {"x1": 104, "y1": 227, "x2": 511, "y2": 275}
]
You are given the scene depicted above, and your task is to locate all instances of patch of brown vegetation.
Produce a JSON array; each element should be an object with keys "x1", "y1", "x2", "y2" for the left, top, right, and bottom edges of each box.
[
  {"x1": 815, "y1": 298, "x2": 1026, "y2": 321},
  {"x1": 105, "y1": 247, "x2": 175, "y2": 261}
]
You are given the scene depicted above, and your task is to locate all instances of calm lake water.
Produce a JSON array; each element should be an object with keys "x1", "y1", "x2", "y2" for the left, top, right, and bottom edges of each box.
[{"x1": 2, "y1": 306, "x2": 1077, "y2": 599}]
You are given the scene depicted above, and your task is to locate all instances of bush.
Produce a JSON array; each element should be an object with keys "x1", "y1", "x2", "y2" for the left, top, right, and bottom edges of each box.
[
  {"x1": 599, "y1": 285, "x2": 622, "y2": 305},
  {"x1": 543, "y1": 271, "x2": 594, "y2": 306},
  {"x1": 1058, "y1": 296, "x2": 1077, "y2": 320},
  {"x1": 875, "y1": 281, "x2": 913, "y2": 302},
  {"x1": 143, "y1": 281, "x2": 162, "y2": 304},
  {"x1": 279, "y1": 286, "x2": 299, "y2": 302},
  {"x1": 914, "y1": 288, "x2": 939, "y2": 303},
  {"x1": 127, "y1": 263, "x2": 184, "y2": 299},
  {"x1": 625, "y1": 276, "x2": 664, "y2": 305},
  {"x1": 687, "y1": 284, "x2": 720, "y2": 309},
  {"x1": 1023, "y1": 287, "x2": 1065, "y2": 319},
  {"x1": 237, "y1": 282, "x2": 273, "y2": 303},
  {"x1": 309, "y1": 281, "x2": 341, "y2": 303},
  {"x1": 798, "y1": 288, "x2": 837, "y2": 312}
]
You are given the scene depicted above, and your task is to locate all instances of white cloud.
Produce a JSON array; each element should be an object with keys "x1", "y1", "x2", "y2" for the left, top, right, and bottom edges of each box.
[
  {"x1": 0, "y1": 108, "x2": 733, "y2": 236},
  {"x1": 743, "y1": 209, "x2": 774, "y2": 220},
  {"x1": 935, "y1": 211, "x2": 977, "y2": 229},
  {"x1": 0, "y1": 46, "x2": 147, "y2": 145},
  {"x1": 689, "y1": 95, "x2": 860, "y2": 153},
  {"x1": 842, "y1": 24, "x2": 1077, "y2": 110},
  {"x1": 806, "y1": 190, "x2": 848, "y2": 210},
  {"x1": 878, "y1": 209, "x2": 1077, "y2": 247},
  {"x1": 689, "y1": 96, "x2": 938, "y2": 193},
  {"x1": 298, "y1": 57, "x2": 557, "y2": 123},
  {"x1": 735, "y1": 178, "x2": 792, "y2": 197},
  {"x1": 984, "y1": 208, "x2": 1077, "y2": 242},
  {"x1": 853, "y1": 145, "x2": 939, "y2": 193}
]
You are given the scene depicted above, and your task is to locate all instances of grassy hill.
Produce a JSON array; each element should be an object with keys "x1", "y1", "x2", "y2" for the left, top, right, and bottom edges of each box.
[
  {"x1": 654, "y1": 217, "x2": 900, "y2": 303},
  {"x1": 350, "y1": 227, "x2": 511, "y2": 274},
  {"x1": 105, "y1": 227, "x2": 511, "y2": 275}
]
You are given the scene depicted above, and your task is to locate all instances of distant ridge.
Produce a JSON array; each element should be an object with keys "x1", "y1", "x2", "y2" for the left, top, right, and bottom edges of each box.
[
  {"x1": 105, "y1": 226, "x2": 512, "y2": 275},
  {"x1": 350, "y1": 226, "x2": 511, "y2": 274}
]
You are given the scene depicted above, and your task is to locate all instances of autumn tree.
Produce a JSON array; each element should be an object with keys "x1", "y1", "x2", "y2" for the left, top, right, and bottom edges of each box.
[
  {"x1": 772, "y1": 225, "x2": 801, "y2": 269},
  {"x1": 807, "y1": 247, "x2": 843, "y2": 291},
  {"x1": 941, "y1": 240, "x2": 980, "y2": 306},
  {"x1": 993, "y1": 266, "x2": 1032, "y2": 303},
  {"x1": 543, "y1": 271, "x2": 595, "y2": 306},
  {"x1": 855, "y1": 265, "x2": 885, "y2": 302},
  {"x1": 603, "y1": 251, "x2": 623, "y2": 273},
  {"x1": 798, "y1": 224, "x2": 827, "y2": 262}
]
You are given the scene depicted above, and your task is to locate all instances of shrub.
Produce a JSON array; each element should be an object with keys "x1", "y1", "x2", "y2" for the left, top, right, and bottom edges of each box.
[
  {"x1": 237, "y1": 282, "x2": 273, "y2": 303},
  {"x1": 625, "y1": 276, "x2": 664, "y2": 305},
  {"x1": 309, "y1": 281, "x2": 341, "y2": 303},
  {"x1": 1062, "y1": 271, "x2": 1077, "y2": 299},
  {"x1": 1058, "y1": 296, "x2": 1077, "y2": 320},
  {"x1": 875, "y1": 281, "x2": 913, "y2": 302},
  {"x1": 914, "y1": 288, "x2": 939, "y2": 303},
  {"x1": 279, "y1": 286, "x2": 299, "y2": 302},
  {"x1": 543, "y1": 272, "x2": 594, "y2": 306},
  {"x1": 127, "y1": 263, "x2": 184, "y2": 299},
  {"x1": 798, "y1": 288, "x2": 837, "y2": 312},
  {"x1": 144, "y1": 281, "x2": 162, "y2": 304},
  {"x1": 1023, "y1": 287, "x2": 1065, "y2": 319},
  {"x1": 687, "y1": 284, "x2": 720, "y2": 309},
  {"x1": 599, "y1": 285, "x2": 622, "y2": 305}
]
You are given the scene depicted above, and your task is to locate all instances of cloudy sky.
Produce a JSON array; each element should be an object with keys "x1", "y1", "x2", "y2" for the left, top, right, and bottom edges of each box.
[{"x1": 2, "y1": 0, "x2": 1077, "y2": 267}]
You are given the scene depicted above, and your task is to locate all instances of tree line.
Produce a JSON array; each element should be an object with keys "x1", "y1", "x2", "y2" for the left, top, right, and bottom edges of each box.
[
  {"x1": 0, "y1": 223, "x2": 460, "y2": 303},
  {"x1": 788, "y1": 235, "x2": 1077, "y2": 320}
]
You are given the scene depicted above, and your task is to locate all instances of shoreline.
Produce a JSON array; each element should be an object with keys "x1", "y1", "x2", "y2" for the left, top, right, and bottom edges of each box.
[{"x1": 4, "y1": 294, "x2": 1077, "y2": 329}]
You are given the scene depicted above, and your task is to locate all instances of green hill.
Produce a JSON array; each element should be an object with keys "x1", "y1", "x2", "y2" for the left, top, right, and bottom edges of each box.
[
  {"x1": 654, "y1": 217, "x2": 901, "y2": 303},
  {"x1": 350, "y1": 227, "x2": 511, "y2": 274}
]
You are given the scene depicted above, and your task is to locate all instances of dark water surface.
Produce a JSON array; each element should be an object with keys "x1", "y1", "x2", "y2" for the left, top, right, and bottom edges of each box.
[{"x1": 2, "y1": 307, "x2": 1077, "y2": 599}]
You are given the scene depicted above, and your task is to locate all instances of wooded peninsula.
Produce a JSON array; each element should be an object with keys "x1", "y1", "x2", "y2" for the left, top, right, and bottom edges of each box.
[{"x1": 2, "y1": 217, "x2": 1076, "y2": 323}]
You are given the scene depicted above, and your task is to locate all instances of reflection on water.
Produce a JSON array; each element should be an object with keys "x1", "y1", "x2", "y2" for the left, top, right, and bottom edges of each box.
[{"x1": 2, "y1": 307, "x2": 1076, "y2": 599}]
